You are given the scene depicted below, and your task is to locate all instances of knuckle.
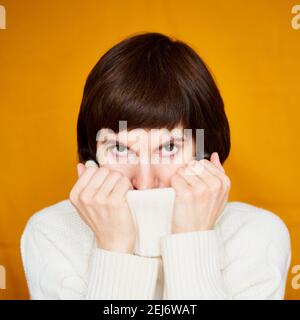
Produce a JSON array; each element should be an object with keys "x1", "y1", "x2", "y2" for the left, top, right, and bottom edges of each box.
[
  {"x1": 100, "y1": 167, "x2": 110, "y2": 175},
  {"x1": 178, "y1": 167, "x2": 186, "y2": 175},
  {"x1": 112, "y1": 171, "x2": 122, "y2": 179},
  {"x1": 181, "y1": 189, "x2": 193, "y2": 201},
  {"x1": 210, "y1": 179, "x2": 222, "y2": 190},
  {"x1": 69, "y1": 189, "x2": 77, "y2": 203},
  {"x1": 194, "y1": 186, "x2": 204, "y2": 195},
  {"x1": 200, "y1": 159, "x2": 209, "y2": 167},
  {"x1": 121, "y1": 176, "x2": 131, "y2": 185},
  {"x1": 78, "y1": 192, "x2": 91, "y2": 204},
  {"x1": 224, "y1": 176, "x2": 231, "y2": 187},
  {"x1": 94, "y1": 195, "x2": 106, "y2": 206},
  {"x1": 85, "y1": 166, "x2": 98, "y2": 175},
  {"x1": 107, "y1": 197, "x2": 120, "y2": 208}
]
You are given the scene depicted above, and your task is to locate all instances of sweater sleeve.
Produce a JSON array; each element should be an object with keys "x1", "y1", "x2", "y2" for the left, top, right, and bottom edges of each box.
[
  {"x1": 159, "y1": 219, "x2": 291, "y2": 300},
  {"x1": 20, "y1": 222, "x2": 160, "y2": 300}
]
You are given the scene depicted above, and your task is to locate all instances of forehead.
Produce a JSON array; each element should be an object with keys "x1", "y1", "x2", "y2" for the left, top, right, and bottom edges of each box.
[{"x1": 97, "y1": 125, "x2": 187, "y2": 144}]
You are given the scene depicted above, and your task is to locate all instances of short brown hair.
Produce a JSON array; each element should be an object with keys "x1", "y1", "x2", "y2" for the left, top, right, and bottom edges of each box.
[{"x1": 77, "y1": 32, "x2": 230, "y2": 165}]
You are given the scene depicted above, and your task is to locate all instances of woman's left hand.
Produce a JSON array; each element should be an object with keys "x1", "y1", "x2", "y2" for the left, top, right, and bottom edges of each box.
[{"x1": 170, "y1": 152, "x2": 231, "y2": 234}]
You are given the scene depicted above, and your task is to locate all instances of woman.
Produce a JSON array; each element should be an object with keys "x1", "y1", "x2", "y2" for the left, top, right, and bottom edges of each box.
[{"x1": 20, "y1": 32, "x2": 291, "y2": 300}]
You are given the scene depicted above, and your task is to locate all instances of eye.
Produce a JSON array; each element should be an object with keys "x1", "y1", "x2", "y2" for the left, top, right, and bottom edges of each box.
[
  {"x1": 160, "y1": 142, "x2": 179, "y2": 156},
  {"x1": 108, "y1": 143, "x2": 129, "y2": 155}
]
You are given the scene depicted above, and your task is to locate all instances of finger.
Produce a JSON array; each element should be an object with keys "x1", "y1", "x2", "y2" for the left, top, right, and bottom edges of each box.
[
  {"x1": 170, "y1": 173, "x2": 195, "y2": 202},
  {"x1": 76, "y1": 159, "x2": 98, "y2": 180},
  {"x1": 111, "y1": 176, "x2": 133, "y2": 202},
  {"x1": 77, "y1": 163, "x2": 85, "y2": 177},
  {"x1": 192, "y1": 158, "x2": 225, "y2": 177},
  {"x1": 210, "y1": 152, "x2": 225, "y2": 173},
  {"x1": 71, "y1": 165, "x2": 100, "y2": 199},
  {"x1": 188, "y1": 164, "x2": 219, "y2": 189},
  {"x1": 177, "y1": 165, "x2": 208, "y2": 188},
  {"x1": 203, "y1": 158, "x2": 230, "y2": 188},
  {"x1": 79, "y1": 167, "x2": 112, "y2": 199},
  {"x1": 85, "y1": 160, "x2": 99, "y2": 168},
  {"x1": 94, "y1": 171, "x2": 123, "y2": 200},
  {"x1": 191, "y1": 159, "x2": 230, "y2": 189}
]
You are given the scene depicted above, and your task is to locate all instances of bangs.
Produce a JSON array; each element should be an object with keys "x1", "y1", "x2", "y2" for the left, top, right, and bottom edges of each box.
[{"x1": 94, "y1": 71, "x2": 192, "y2": 134}]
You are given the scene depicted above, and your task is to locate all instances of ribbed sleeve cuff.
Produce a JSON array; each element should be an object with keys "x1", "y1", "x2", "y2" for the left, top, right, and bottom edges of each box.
[
  {"x1": 160, "y1": 230, "x2": 229, "y2": 299},
  {"x1": 86, "y1": 248, "x2": 160, "y2": 300}
]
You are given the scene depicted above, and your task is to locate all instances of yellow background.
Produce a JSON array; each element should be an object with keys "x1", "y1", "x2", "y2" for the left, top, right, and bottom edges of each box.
[{"x1": 0, "y1": 0, "x2": 299, "y2": 299}]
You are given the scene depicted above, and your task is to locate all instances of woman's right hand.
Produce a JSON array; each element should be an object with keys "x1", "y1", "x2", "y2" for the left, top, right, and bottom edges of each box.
[{"x1": 69, "y1": 160, "x2": 137, "y2": 254}]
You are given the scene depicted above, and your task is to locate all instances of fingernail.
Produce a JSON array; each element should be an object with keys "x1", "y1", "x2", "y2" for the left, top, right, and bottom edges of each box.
[{"x1": 85, "y1": 160, "x2": 98, "y2": 168}]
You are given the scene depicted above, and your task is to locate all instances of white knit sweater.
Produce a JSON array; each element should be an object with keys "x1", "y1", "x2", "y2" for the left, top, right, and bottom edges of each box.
[{"x1": 20, "y1": 188, "x2": 291, "y2": 300}]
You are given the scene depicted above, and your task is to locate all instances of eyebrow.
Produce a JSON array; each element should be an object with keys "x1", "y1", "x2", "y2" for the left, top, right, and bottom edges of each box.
[{"x1": 101, "y1": 136, "x2": 186, "y2": 149}]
